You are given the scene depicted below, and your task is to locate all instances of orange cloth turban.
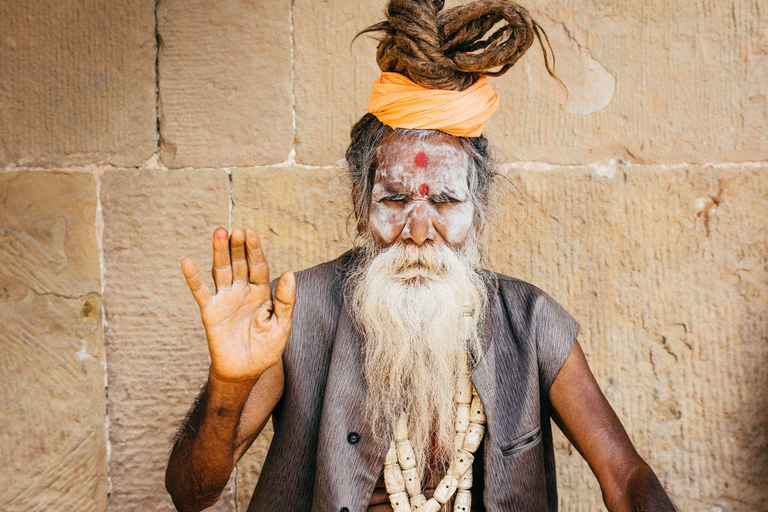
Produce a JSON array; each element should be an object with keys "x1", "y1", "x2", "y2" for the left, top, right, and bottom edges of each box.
[{"x1": 366, "y1": 71, "x2": 499, "y2": 138}]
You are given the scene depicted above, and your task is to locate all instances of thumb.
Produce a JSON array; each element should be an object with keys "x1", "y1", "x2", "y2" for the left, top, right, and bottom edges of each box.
[{"x1": 273, "y1": 271, "x2": 296, "y2": 330}]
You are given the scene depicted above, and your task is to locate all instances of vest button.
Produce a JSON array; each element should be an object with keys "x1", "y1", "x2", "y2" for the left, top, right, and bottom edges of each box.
[{"x1": 347, "y1": 431, "x2": 360, "y2": 444}]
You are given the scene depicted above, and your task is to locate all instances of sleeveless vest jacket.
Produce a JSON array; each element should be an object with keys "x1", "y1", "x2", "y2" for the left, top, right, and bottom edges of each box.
[{"x1": 246, "y1": 250, "x2": 580, "y2": 512}]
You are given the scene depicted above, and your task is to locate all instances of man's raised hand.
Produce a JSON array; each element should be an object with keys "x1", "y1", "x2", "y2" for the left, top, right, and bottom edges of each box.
[{"x1": 181, "y1": 227, "x2": 296, "y2": 383}]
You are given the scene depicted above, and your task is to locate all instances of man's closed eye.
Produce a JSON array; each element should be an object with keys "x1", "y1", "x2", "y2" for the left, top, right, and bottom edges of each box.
[
  {"x1": 431, "y1": 194, "x2": 460, "y2": 204},
  {"x1": 381, "y1": 193, "x2": 408, "y2": 203}
]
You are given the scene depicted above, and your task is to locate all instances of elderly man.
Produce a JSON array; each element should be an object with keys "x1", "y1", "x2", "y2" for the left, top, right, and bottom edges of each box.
[{"x1": 165, "y1": 0, "x2": 678, "y2": 511}]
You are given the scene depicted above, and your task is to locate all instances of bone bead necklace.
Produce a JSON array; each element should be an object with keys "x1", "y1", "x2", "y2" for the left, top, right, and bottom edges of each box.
[{"x1": 383, "y1": 356, "x2": 487, "y2": 512}]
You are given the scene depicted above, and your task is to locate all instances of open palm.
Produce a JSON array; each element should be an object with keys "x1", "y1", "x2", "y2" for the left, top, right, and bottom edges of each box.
[{"x1": 181, "y1": 227, "x2": 295, "y2": 382}]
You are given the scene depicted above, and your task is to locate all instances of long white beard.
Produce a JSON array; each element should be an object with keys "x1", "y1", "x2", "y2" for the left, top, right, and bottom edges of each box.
[{"x1": 348, "y1": 234, "x2": 489, "y2": 479}]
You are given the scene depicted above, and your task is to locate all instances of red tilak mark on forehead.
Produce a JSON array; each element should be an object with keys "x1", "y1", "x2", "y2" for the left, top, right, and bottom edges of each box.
[
  {"x1": 414, "y1": 151, "x2": 428, "y2": 168},
  {"x1": 418, "y1": 183, "x2": 430, "y2": 196}
]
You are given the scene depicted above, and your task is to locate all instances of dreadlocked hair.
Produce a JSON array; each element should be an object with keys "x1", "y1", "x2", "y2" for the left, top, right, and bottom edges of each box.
[{"x1": 354, "y1": 0, "x2": 565, "y2": 91}]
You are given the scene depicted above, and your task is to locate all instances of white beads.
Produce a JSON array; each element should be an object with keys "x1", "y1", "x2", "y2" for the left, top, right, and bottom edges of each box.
[
  {"x1": 433, "y1": 474, "x2": 459, "y2": 503},
  {"x1": 385, "y1": 441, "x2": 398, "y2": 465},
  {"x1": 410, "y1": 493, "x2": 427, "y2": 509},
  {"x1": 453, "y1": 490, "x2": 472, "y2": 511},
  {"x1": 453, "y1": 432, "x2": 466, "y2": 452},
  {"x1": 455, "y1": 404, "x2": 470, "y2": 433},
  {"x1": 389, "y1": 491, "x2": 412, "y2": 512},
  {"x1": 420, "y1": 498, "x2": 441, "y2": 512},
  {"x1": 384, "y1": 462, "x2": 405, "y2": 493},
  {"x1": 463, "y1": 423, "x2": 485, "y2": 452},
  {"x1": 452, "y1": 448, "x2": 474, "y2": 477},
  {"x1": 402, "y1": 467, "x2": 420, "y2": 496},
  {"x1": 457, "y1": 466, "x2": 472, "y2": 490},
  {"x1": 469, "y1": 395, "x2": 486, "y2": 424},
  {"x1": 396, "y1": 440, "x2": 417, "y2": 470},
  {"x1": 455, "y1": 373, "x2": 472, "y2": 404}
]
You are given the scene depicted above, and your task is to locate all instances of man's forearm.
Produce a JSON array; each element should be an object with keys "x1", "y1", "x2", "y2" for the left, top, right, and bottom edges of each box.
[
  {"x1": 165, "y1": 374, "x2": 256, "y2": 512},
  {"x1": 624, "y1": 463, "x2": 678, "y2": 512}
]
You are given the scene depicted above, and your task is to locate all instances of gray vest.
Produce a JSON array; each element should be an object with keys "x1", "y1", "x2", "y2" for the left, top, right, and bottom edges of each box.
[{"x1": 247, "y1": 250, "x2": 580, "y2": 512}]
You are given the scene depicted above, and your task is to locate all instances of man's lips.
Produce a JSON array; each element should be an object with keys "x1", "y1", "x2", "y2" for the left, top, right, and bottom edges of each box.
[{"x1": 394, "y1": 264, "x2": 443, "y2": 281}]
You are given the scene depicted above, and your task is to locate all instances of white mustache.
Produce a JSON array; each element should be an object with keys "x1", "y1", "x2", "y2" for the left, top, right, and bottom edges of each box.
[{"x1": 375, "y1": 241, "x2": 463, "y2": 275}]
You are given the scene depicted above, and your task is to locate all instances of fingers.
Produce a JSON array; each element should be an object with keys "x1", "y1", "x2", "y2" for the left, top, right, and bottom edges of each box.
[
  {"x1": 181, "y1": 256, "x2": 213, "y2": 307},
  {"x1": 245, "y1": 228, "x2": 270, "y2": 285},
  {"x1": 230, "y1": 228, "x2": 248, "y2": 284},
  {"x1": 273, "y1": 271, "x2": 296, "y2": 330},
  {"x1": 211, "y1": 227, "x2": 232, "y2": 292}
]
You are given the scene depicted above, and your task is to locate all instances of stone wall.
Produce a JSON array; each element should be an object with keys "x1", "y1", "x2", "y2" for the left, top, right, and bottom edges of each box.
[{"x1": 1, "y1": 0, "x2": 766, "y2": 510}]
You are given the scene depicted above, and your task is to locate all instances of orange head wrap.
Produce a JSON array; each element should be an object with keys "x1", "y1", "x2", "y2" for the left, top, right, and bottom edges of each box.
[{"x1": 366, "y1": 71, "x2": 499, "y2": 138}]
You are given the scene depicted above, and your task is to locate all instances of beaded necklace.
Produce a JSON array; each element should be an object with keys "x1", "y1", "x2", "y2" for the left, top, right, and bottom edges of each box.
[{"x1": 383, "y1": 355, "x2": 487, "y2": 511}]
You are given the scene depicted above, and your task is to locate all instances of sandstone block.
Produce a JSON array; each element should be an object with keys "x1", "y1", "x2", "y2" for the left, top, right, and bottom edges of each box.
[
  {"x1": 101, "y1": 169, "x2": 234, "y2": 510},
  {"x1": 0, "y1": 1, "x2": 156, "y2": 167},
  {"x1": 231, "y1": 166, "x2": 354, "y2": 276},
  {"x1": 293, "y1": 0, "x2": 768, "y2": 166},
  {"x1": 158, "y1": 0, "x2": 293, "y2": 168},
  {"x1": 0, "y1": 172, "x2": 101, "y2": 297},
  {"x1": 0, "y1": 172, "x2": 106, "y2": 511}
]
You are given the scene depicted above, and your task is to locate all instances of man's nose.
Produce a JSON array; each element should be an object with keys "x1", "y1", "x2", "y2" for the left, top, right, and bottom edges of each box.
[{"x1": 403, "y1": 203, "x2": 436, "y2": 246}]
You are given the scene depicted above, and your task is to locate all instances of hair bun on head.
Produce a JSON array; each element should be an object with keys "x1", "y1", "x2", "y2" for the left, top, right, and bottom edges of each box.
[{"x1": 357, "y1": 0, "x2": 562, "y2": 92}]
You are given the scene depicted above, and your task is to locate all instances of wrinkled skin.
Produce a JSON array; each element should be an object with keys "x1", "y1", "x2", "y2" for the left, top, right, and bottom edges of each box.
[
  {"x1": 369, "y1": 134, "x2": 475, "y2": 247},
  {"x1": 165, "y1": 133, "x2": 677, "y2": 512}
]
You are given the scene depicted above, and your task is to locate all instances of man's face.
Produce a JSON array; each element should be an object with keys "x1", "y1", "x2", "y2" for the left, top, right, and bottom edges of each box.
[{"x1": 368, "y1": 134, "x2": 475, "y2": 248}]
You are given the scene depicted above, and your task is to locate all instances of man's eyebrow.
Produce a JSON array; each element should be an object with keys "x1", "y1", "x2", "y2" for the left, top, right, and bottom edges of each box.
[
  {"x1": 378, "y1": 184, "x2": 409, "y2": 195},
  {"x1": 430, "y1": 187, "x2": 463, "y2": 198}
]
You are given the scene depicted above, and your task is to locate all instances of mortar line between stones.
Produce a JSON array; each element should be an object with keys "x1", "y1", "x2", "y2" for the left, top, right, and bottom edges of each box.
[
  {"x1": 227, "y1": 168, "x2": 233, "y2": 232},
  {"x1": 4, "y1": 160, "x2": 768, "y2": 174},
  {"x1": 92, "y1": 167, "x2": 113, "y2": 511},
  {"x1": 287, "y1": 0, "x2": 297, "y2": 166},
  {"x1": 154, "y1": 0, "x2": 161, "y2": 159}
]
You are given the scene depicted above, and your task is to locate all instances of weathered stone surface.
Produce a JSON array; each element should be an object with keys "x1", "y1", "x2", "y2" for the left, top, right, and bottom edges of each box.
[
  {"x1": 230, "y1": 164, "x2": 767, "y2": 511},
  {"x1": 0, "y1": 1, "x2": 156, "y2": 168},
  {"x1": 293, "y1": 0, "x2": 768, "y2": 166},
  {"x1": 292, "y1": 0, "x2": 382, "y2": 166},
  {"x1": 231, "y1": 166, "x2": 354, "y2": 276},
  {"x1": 0, "y1": 172, "x2": 101, "y2": 297},
  {"x1": 158, "y1": 0, "x2": 293, "y2": 168},
  {"x1": 491, "y1": 0, "x2": 768, "y2": 165},
  {"x1": 0, "y1": 172, "x2": 107, "y2": 511},
  {"x1": 101, "y1": 169, "x2": 235, "y2": 511},
  {"x1": 487, "y1": 164, "x2": 768, "y2": 511}
]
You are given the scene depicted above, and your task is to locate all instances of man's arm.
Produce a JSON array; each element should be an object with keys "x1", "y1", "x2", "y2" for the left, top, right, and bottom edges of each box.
[
  {"x1": 165, "y1": 363, "x2": 283, "y2": 512},
  {"x1": 549, "y1": 341, "x2": 678, "y2": 512},
  {"x1": 165, "y1": 227, "x2": 295, "y2": 512}
]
